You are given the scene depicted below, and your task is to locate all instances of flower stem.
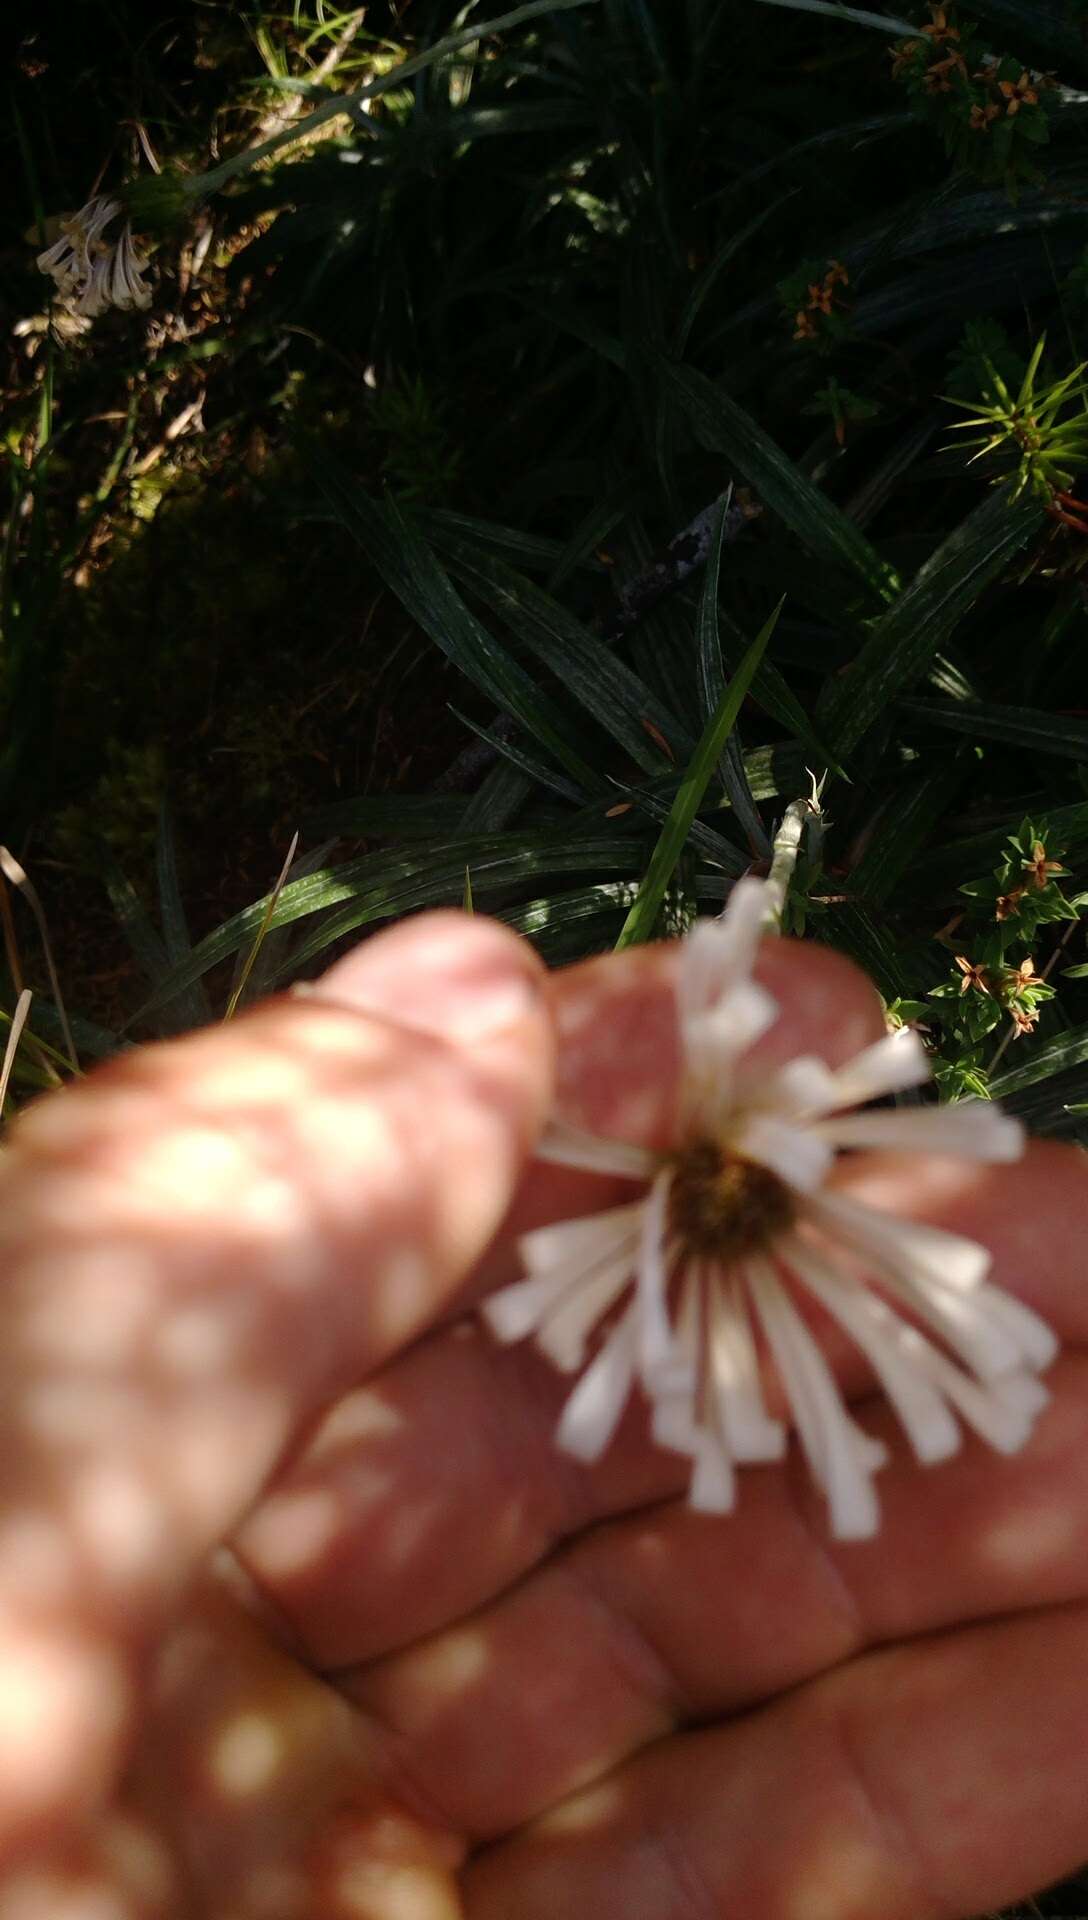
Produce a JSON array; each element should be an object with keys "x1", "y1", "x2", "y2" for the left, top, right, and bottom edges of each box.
[{"x1": 763, "y1": 778, "x2": 825, "y2": 929}]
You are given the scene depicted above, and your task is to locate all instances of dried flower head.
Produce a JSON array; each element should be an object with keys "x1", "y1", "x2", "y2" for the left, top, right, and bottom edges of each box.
[
  {"x1": 482, "y1": 881, "x2": 1055, "y2": 1540},
  {"x1": 36, "y1": 194, "x2": 151, "y2": 320}
]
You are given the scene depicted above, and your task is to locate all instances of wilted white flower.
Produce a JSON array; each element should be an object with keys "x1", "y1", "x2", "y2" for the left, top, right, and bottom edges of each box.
[
  {"x1": 482, "y1": 878, "x2": 1056, "y2": 1539},
  {"x1": 36, "y1": 194, "x2": 151, "y2": 320}
]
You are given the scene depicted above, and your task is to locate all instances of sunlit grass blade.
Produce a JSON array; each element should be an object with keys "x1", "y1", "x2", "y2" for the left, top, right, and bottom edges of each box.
[
  {"x1": 615, "y1": 600, "x2": 781, "y2": 950},
  {"x1": 225, "y1": 831, "x2": 300, "y2": 1020},
  {"x1": 0, "y1": 989, "x2": 34, "y2": 1117}
]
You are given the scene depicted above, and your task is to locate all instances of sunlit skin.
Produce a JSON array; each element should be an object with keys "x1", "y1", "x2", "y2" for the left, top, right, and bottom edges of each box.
[{"x1": 0, "y1": 911, "x2": 1086, "y2": 1916}]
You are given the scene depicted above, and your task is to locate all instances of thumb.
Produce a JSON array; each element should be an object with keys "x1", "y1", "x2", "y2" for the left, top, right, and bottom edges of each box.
[{"x1": 0, "y1": 911, "x2": 551, "y2": 1862}]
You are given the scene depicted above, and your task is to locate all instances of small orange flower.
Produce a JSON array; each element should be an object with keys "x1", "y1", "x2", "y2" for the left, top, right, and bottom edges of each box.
[
  {"x1": 969, "y1": 101, "x2": 1001, "y2": 132},
  {"x1": 924, "y1": 51, "x2": 967, "y2": 92},
  {"x1": 1009, "y1": 1003, "x2": 1038, "y2": 1038},
  {"x1": 889, "y1": 38, "x2": 923, "y2": 79},
  {"x1": 999, "y1": 71, "x2": 1039, "y2": 114},
  {"x1": 793, "y1": 309, "x2": 818, "y2": 342},
  {"x1": 921, "y1": 4, "x2": 960, "y2": 45},
  {"x1": 995, "y1": 886, "x2": 1024, "y2": 921},
  {"x1": 955, "y1": 955, "x2": 993, "y2": 996},
  {"x1": 1024, "y1": 841, "x2": 1063, "y2": 890},
  {"x1": 1007, "y1": 956, "x2": 1037, "y2": 989}
]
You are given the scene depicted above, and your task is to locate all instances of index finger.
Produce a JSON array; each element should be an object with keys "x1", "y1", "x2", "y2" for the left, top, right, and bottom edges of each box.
[{"x1": 0, "y1": 912, "x2": 551, "y2": 1860}]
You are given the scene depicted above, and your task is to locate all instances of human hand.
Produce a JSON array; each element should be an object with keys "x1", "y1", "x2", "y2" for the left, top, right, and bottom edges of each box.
[{"x1": 0, "y1": 912, "x2": 1084, "y2": 1918}]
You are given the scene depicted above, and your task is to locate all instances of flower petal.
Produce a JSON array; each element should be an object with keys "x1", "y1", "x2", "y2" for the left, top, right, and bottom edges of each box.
[
  {"x1": 813, "y1": 1102, "x2": 1023, "y2": 1162},
  {"x1": 707, "y1": 1269, "x2": 788, "y2": 1462},
  {"x1": 520, "y1": 1201, "x2": 646, "y2": 1279},
  {"x1": 535, "y1": 1120, "x2": 655, "y2": 1182},
  {"x1": 902, "y1": 1336, "x2": 1048, "y2": 1454},
  {"x1": 824, "y1": 1031, "x2": 932, "y2": 1108},
  {"x1": 536, "y1": 1242, "x2": 642, "y2": 1373},
  {"x1": 556, "y1": 1306, "x2": 639, "y2": 1462},
  {"x1": 636, "y1": 1169, "x2": 680, "y2": 1381},
  {"x1": 806, "y1": 1196, "x2": 1042, "y2": 1383},
  {"x1": 809, "y1": 1190, "x2": 991, "y2": 1292},
  {"x1": 689, "y1": 1428, "x2": 737, "y2": 1513},
  {"x1": 678, "y1": 879, "x2": 769, "y2": 1025},
  {"x1": 747, "y1": 1256, "x2": 883, "y2": 1540},
  {"x1": 683, "y1": 981, "x2": 778, "y2": 1088},
  {"x1": 733, "y1": 1112, "x2": 835, "y2": 1192},
  {"x1": 783, "y1": 1237, "x2": 961, "y2": 1465}
]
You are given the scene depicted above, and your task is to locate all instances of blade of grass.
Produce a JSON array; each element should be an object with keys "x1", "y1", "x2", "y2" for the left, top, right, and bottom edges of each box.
[
  {"x1": 819, "y1": 487, "x2": 1046, "y2": 756},
  {"x1": 224, "y1": 832, "x2": 300, "y2": 1020},
  {"x1": 0, "y1": 989, "x2": 33, "y2": 1117},
  {"x1": 0, "y1": 846, "x2": 77, "y2": 1072},
  {"x1": 307, "y1": 457, "x2": 605, "y2": 792},
  {"x1": 752, "y1": 0, "x2": 916, "y2": 31},
  {"x1": 615, "y1": 601, "x2": 782, "y2": 949},
  {"x1": 661, "y1": 360, "x2": 897, "y2": 609},
  {"x1": 897, "y1": 697, "x2": 1088, "y2": 761},
  {"x1": 697, "y1": 498, "x2": 772, "y2": 857}
]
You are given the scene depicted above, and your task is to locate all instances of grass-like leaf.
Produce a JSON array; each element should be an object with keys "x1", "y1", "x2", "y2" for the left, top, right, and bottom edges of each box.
[
  {"x1": 306, "y1": 456, "x2": 605, "y2": 792},
  {"x1": 898, "y1": 698, "x2": 1088, "y2": 762},
  {"x1": 442, "y1": 537, "x2": 694, "y2": 774},
  {"x1": 614, "y1": 601, "x2": 781, "y2": 949},
  {"x1": 697, "y1": 498, "x2": 770, "y2": 855},
  {"x1": 820, "y1": 487, "x2": 1046, "y2": 756},
  {"x1": 992, "y1": 1025, "x2": 1088, "y2": 1098},
  {"x1": 662, "y1": 360, "x2": 897, "y2": 608}
]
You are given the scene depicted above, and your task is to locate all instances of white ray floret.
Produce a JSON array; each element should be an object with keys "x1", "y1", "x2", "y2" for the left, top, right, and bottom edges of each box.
[{"x1": 480, "y1": 877, "x2": 1058, "y2": 1539}]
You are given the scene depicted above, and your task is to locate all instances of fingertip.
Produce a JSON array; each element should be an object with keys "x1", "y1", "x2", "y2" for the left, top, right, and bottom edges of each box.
[{"x1": 314, "y1": 912, "x2": 548, "y2": 1046}]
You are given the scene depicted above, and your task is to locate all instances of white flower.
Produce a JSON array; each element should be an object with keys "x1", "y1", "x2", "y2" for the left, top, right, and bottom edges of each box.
[
  {"x1": 36, "y1": 195, "x2": 152, "y2": 320},
  {"x1": 481, "y1": 878, "x2": 1056, "y2": 1540}
]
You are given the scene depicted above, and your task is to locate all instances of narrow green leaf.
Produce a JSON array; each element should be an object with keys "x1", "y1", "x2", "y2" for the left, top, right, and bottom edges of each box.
[
  {"x1": 752, "y1": 0, "x2": 915, "y2": 28},
  {"x1": 443, "y1": 539, "x2": 694, "y2": 773},
  {"x1": 898, "y1": 697, "x2": 1088, "y2": 761},
  {"x1": 459, "y1": 759, "x2": 535, "y2": 832},
  {"x1": 615, "y1": 603, "x2": 781, "y2": 949},
  {"x1": 662, "y1": 360, "x2": 896, "y2": 609},
  {"x1": 674, "y1": 195, "x2": 793, "y2": 357},
  {"x1": 992, "y1": 1025, "x2": 1088, "y2": 1098},
  {"x1": 305, "y1": 458, "x2": 604, "y2": 792},
  {"x1": 225, "y1": 832, "x2": 300, "y2": 1020},
  {"x1": 849, "y1": 761, "x2": 970, "y2": 906},
  {"x1": 820, "y1": 487, "x2": 1046, "y2": 756},
  {"x1": 697, "y1": 501, "x2": 770, "y2": 856},
  {"x1": 128, "y1": 831, "x2": 653, "y2": 1022},
  {"x1": 450, "y1": 709, "x2": 588, "y2": 808}
]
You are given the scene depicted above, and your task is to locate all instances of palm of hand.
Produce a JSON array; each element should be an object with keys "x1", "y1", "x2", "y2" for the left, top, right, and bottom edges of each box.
[{"x1": 2, "y1": 919, "x2": 1086, "y2": 1919}]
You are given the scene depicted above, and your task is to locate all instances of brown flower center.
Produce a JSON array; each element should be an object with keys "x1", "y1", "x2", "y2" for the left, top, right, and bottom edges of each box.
[{"x1": 667, "y1": 1139, "x2": 796, "y2": 1260}]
